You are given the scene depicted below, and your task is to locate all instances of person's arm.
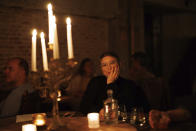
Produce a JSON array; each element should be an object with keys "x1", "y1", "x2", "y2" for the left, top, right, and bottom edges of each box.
[
  {"x1": 149, "y1": 108, "x2": 191, "y2": 129},
  {"x1": 66, "y1": 75, "x2": 81, "y2": 96},
  {"x1": 166, "y1": 108, "x2": 191, "y2": 122}
]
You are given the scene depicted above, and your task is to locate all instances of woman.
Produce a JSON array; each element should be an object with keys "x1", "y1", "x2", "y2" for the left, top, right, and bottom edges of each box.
[
  {"x1": 80, "y1": 52, "x2": 149, "y2": 114},
  {"x1": 66, "y1": 58, "x2": 94, "y2": 111}
]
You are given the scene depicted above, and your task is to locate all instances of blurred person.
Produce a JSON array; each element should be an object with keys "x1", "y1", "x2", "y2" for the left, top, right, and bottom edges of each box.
[
  {"x1": 66, "y1": 58, "x2": 94, "y2": 111},
  {"x1": 149, "y1": 108, "x2": 192, "y2": 129},
  {"x1": 80, "y1": 52, "x2": 149, "y2": 116},
  {"x1": 169, "y1": 40, "x2": 196, "y2": 105},
  {"x1": 0, "y1": 57, "x2": 40, "y2": 117},
  {"x1": 129, "y1": 52, "x2": 168, "y2": 109}
]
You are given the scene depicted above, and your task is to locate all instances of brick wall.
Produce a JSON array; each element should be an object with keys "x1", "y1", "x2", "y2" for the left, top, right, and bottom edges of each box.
[{"x1": 0, "y1": 1, "x2": 113, "y2": 82}]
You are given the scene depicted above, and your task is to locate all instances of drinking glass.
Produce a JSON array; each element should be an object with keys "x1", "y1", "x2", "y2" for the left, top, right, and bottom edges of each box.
[
  {"x1": 118, "y1": 105, "x2": 128, "y2": 122},
  {"x1": 130, "y1": 107, "x2": 147, "y2": 128}
]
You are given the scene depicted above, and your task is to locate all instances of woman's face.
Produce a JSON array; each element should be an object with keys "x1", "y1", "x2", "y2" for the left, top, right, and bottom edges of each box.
[
  {"x1": 100, "y1": 56, "x2": 119, "y2": 77},
  {"x1": 83, "y1": 61, "x2": 94, "y2": 76}
]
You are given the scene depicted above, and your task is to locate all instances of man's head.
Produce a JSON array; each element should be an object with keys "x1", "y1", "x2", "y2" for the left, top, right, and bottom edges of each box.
[
  {"x1": 4, "y1": 57, "x2": 29, "y2": 86},
  {"x1": 130, "y1": 52, "x2": 149, "y2": 70}
]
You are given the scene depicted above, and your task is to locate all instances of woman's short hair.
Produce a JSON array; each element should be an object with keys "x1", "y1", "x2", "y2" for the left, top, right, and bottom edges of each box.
[{"x1": 99, "y1": 52, "x2": 120, "y2": 63}]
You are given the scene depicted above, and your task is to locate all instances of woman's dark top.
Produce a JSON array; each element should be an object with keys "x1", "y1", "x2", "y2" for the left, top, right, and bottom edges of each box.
[{"x1": 80, "y1": 76, "x2": 149, "y2": 114}]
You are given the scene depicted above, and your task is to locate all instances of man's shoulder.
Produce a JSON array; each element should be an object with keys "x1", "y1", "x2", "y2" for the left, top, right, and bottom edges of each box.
[{"x1": 20, "y1": 82, "x2": 35, "y2": 93}]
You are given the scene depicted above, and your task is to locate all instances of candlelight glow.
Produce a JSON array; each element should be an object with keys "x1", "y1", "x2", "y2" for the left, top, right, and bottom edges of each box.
[
  {"x1": 66, "y1": 17, "x2": 74, "y2": 59},
  {"x1": 48, "y1": 3, "x2": 52, "y2": 11},
  {"x1": 40, "y1": 32, "x2": 49, "y2": 71},
  {"x1": 48, "y1": 3, "x2": 54, "y2": 46},
  {"x1": 34, "y1": 114, "x2": 46, "y2": 126},
  {"x1": 40, "y1": 32, "x2": 44, "y2": 38},
  {"x1": 87, "y1": 113, "x2": 100, "y2": 129},
  {"x1": 53, "y1": 15, "x2": 60, "y2": 59},
  {"x1": 66, "y1": 17, "x2": 71, "y2": 25},
  {"x1": 57, "y1": 90, "x2": 61, "y2": 101},
  {"x1": 35, "y1": 119, "x2": 45, "y2": 126},
  {"x1": 31, "y1": 29, "x2": 37, "y2": 72},
  {"x1": 22, "y1": 124, "x2": 37, "y2": 131},
  {"x1": 33, "y1": 113, "x2": 46, "y2": 126},
  {"x1": 57, "y1": 90, "x2": 61, "y2": 97},
  {"x1": 32, "y1": 29, "x2": 37, "y2": 36}
]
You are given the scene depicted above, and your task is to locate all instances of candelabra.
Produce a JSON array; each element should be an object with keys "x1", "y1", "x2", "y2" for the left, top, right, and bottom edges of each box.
[{"x1": 30, "y1": 58, "x2": 78, "y2": 130}]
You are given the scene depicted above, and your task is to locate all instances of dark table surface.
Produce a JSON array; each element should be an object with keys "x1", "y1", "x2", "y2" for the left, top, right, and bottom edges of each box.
[{"x1": 1, "y1": 115, "x2": 196, "y2": 131}]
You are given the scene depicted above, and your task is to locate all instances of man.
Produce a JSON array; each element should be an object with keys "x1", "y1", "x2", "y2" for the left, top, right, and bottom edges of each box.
[
  {"x1": 129, "y1": 52, "x2": 168, "y2": 110},
  {"x1": 0, "y1": 57, "x2": 40, "y2": 117}
]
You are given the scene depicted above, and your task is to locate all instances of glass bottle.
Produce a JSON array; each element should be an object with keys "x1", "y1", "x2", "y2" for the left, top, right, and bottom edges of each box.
[{"x1": 104, "y1": 89, "x2": 118, "y2": 124}]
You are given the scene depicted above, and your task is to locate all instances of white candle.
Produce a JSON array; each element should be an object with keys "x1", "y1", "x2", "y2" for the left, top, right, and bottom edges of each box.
[
  {"x1": 22, "y1": 124, "x2": 37, "y2": 131},
  {"x1": 66, "y1": 17, "x2": 74, "y2": 59},
  {"x1": 48, "y1": 3, "x2": 54, "y2": 47},
  {"x1": 87, "y1": 113, "x2": 100, "y2": 129},
  {"x1": 40, "y1": 32, "x2": 49, "y2": 71},
  {"x1": 53, "y1": 16, "x2": 60, "y2": 59},
  {"x1": 31, "y1": 29, "x2": 37, "y2": 72}
]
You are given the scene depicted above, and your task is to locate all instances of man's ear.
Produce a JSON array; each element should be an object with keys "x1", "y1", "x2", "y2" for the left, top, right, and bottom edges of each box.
[{"x1": 20, "y1": 68, "x2": 26, "y2": 77}]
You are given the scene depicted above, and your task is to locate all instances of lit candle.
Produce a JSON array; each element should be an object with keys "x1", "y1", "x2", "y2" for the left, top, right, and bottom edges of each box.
[
  {"x1": 87, "y1": 113, "x2": 100, "y2": 129},
  {"x1": 22, "y1": 124, "x2": 37, "y2": 131},
  {"x1": 48, "y1": 3, "x2": 54, "y2": 48},
  {"x1": 66, "y1": 17, "x2": 74, "y2": 59},
  {"x1": 33, "y1": 114, "x2": 46, "y2": 126},
  {"x1": 53, "y1": 16, "x2": 60, "y2": 59},
  {"x1": 31, "y1": 29, "x2": 37, "y2": 72},
  {"x1": 40, "y1": 32, "x2": 49, "y2": 71},
  {"x1": 57, "y1": 90, "x2": 61, "y2": 101}
]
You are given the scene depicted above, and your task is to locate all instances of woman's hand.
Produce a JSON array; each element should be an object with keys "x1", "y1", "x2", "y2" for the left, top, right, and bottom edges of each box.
[
  {"x1": 99, "y1": 108, "x2": 104, "y2": 121},
  {"x1": 149, "y1": 109, "x2": 171, "y2": 129},
  {"x1": 99, "y1": 108, "x2": 118, "y2": 121},
  {"x1": 107, "y1": 65, "x2": 120, "y2": 84}
]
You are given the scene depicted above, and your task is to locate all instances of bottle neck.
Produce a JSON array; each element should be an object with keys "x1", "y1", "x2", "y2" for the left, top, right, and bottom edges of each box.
[{"x1": 107, "y1": 89, "x2": 113, "y2": 98}]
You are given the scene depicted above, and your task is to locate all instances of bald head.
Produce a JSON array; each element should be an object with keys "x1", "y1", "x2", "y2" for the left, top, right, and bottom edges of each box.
[{"x1": 4, "y1": 58, "x2": 29, "y2": 86}]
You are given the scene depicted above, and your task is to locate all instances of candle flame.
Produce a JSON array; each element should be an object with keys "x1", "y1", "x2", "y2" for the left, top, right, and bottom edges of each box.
[
  {"x1": 32, "y1": 29, "x2": 37, "y2": 36},
  {"x1": 48, "y1": 3, "x2": 52, "y2": 11},
  {"x1": 57, "y1": 90, "x2": 61, "y2": 97},
  {"x1": 40, "y1": 32, "x2": 44, "y2": 38},
  {"x1": 35, "y1": 119, "x2": 45, "y2": 126},
  {"x1": 66, "y1": 17, "x2": 71, "y2": 25}
]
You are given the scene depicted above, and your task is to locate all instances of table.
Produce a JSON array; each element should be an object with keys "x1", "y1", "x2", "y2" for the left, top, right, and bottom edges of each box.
[{"x1": 1, "y1": 116, "x2": 196, "y2": 131}]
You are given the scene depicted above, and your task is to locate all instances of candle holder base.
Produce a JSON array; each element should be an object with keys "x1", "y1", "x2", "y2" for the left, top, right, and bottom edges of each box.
[
  {"x1": 47, "y1": 115, "x2": 64, "y2": 130},
  {"x1": 43, "y1": 59, "x2": 77, "y2": 130}
]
